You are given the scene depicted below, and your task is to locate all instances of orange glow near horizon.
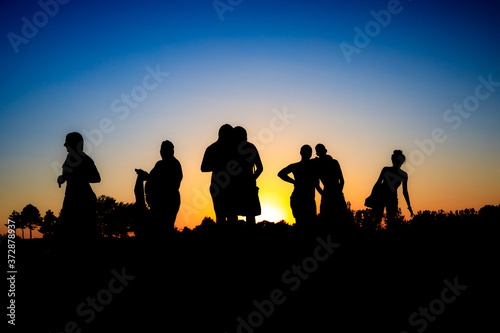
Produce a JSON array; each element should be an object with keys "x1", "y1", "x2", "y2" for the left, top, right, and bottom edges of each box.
[{"x1": 2, "y1": 107, "x2": 500, "y2": 238}]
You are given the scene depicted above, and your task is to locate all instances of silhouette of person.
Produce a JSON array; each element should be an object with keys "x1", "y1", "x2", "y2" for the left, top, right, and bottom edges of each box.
[
  {"x1": 278, "y1": 145, "x2": 318, "y2": 228},
  {"x1": 133, "y1": 168, "x2": 148, "y2": 240},
  {"x1": 371, "y1": 150, "x2": 414, "y2": 229},
  {"x1": 233, "y1": 126, "x2": 263, "y2": 226},
  {"x1": 136, "y1": 140, "x2": 182, "y2": 237},
  {"x1": 314, "y1": 144, "x2": 347, "y2": 223},
  {"x1": 57, "y1": 132, "x2": 101, "y2": 241},
  {"x1": 201, "y1": 124, "x2": 237, "y2": 224}
]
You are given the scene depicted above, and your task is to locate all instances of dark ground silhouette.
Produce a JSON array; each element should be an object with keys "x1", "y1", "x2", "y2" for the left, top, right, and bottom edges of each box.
[{"x1": 7, "y1": 206, "x2": 498, "y2": 332}]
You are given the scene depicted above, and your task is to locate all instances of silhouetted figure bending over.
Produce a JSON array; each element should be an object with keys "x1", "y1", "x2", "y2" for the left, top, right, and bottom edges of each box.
[
  {"x1": 278, "y1": 145, "x2": 318, "y2": 228},
  {"x1": 369, "y1": 150, "x2": 414, "y2": 229},
  {"x1": 201, "y1": 124, "x2": 237, "y2": 224},
  {"x1": 57, "y1": 132, "x2": 101, "y2": 241},
  {"x1": 136, "y1": 140, "x2": 182, "y2": 237},
  {"x1": 314, "y1": 144, "x2": 347, "y2": 222},
  {"x1": 233, "y1": 126, "x2": 263, "y2": 226}
]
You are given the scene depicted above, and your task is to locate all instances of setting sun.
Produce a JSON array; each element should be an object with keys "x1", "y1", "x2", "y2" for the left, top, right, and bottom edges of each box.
[{"x1": 258, "y1": 204, "x2": 286, "y2": 223}]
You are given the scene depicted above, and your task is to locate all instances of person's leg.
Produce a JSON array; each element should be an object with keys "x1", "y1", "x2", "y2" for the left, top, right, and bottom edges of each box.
[{"x1": 212, "y1": 194, "x2": 227, "y2": 225}]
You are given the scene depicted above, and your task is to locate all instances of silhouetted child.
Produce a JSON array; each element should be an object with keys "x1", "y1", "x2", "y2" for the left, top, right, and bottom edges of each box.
[
  {"x1": 314, "y1": 144, "x2": 347, "y2": 224},
  {"x1": 201, "y1": 124, "x2": 237, "y2": 224},
  {"x1": 278, "y1": 145, "x2": 318, "y2": 229},
  {"x1": 368, "y1": 150, "x2": 414, "y2": 230},
  {"x1": 233, "y1": 126, "x2": 263, "y2": 227},
  {"x1": 57, "y1": 132, "x2": 101, "y2": 242},
  {"x1": 136, "y1": 140, "x2": 182, "y2": 238}
]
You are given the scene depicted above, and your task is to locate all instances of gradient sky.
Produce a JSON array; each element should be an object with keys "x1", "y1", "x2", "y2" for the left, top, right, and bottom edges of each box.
[{"x1": 1, "y1": 0, "x2": 499, "y2": 236}]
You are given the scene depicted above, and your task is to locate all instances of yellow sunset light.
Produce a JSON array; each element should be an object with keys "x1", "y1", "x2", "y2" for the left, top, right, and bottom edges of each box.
[{"x1": 257, "y1": 203, "x2": 287, "y2": 223}]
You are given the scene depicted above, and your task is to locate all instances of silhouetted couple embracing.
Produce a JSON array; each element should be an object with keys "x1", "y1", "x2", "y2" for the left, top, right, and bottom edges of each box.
[{"x1": 201, "y1": 124, "x2": 263, "y2": 227}]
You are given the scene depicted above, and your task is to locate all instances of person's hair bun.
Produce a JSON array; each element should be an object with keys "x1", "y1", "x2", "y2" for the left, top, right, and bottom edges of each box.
[{"x1": 393, "y1": 149, "x2": 403, "y2": 156}]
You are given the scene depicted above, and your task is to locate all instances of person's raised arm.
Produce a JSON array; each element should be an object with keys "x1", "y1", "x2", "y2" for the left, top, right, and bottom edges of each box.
[
  {"x1": 134, "y1": 171, "x2": 146, "y2": 209},
  {"x1": 57, "y1": 175, "x2": 65, "y2": 188},
  {"x1": 402, "y1": 176, "x2": 413, "y2": 216},
  {"x1": 135, "y1": 168, "x2": 150, "y2": 181},
  {"x1": 278, "y1": 164, "x2": 295, "y2": 185},
  {"x1": 58, "y1": 159, "x2": 71, "y2": 188}
]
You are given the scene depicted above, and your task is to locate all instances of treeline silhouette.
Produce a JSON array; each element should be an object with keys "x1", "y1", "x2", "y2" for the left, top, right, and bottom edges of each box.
[{"x1": 6, "y1": 199, "x2": 499, "y2": 239}]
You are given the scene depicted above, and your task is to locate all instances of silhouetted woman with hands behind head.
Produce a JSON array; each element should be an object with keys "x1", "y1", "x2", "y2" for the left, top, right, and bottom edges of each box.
[{"x1": 368, "y1": 150, "x2": 413, "y2": 229}]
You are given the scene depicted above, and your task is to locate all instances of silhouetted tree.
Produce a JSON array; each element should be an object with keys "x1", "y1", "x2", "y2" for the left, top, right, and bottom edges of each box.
[
  {"x1": 96, "y1": 195, "x2": 135, "y2": 238},
  {"x1": 20, "y1": 204, "x2": 42, "y2": 239},
  {"x1": 479, "y1": 204, "x2": 500, "y2": 221},
  {"x1": 104, "y1": 202, "x2": 135, "y2": 238},
  {"x1": 256, "y1": 220, "x2": 293, "y2": 233},
  {"x1": 193, "y1": 217, "x2": 216, "y2": 233},
  {"x1": 354, "y1": 209, "x2": 378, "y2": 230},
  {"x1": 39, "y1": 210, "x2": 59, "y2": 239},
  {"x1": 96, "y1": 195, "x2": 117, "y2": 237}
]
